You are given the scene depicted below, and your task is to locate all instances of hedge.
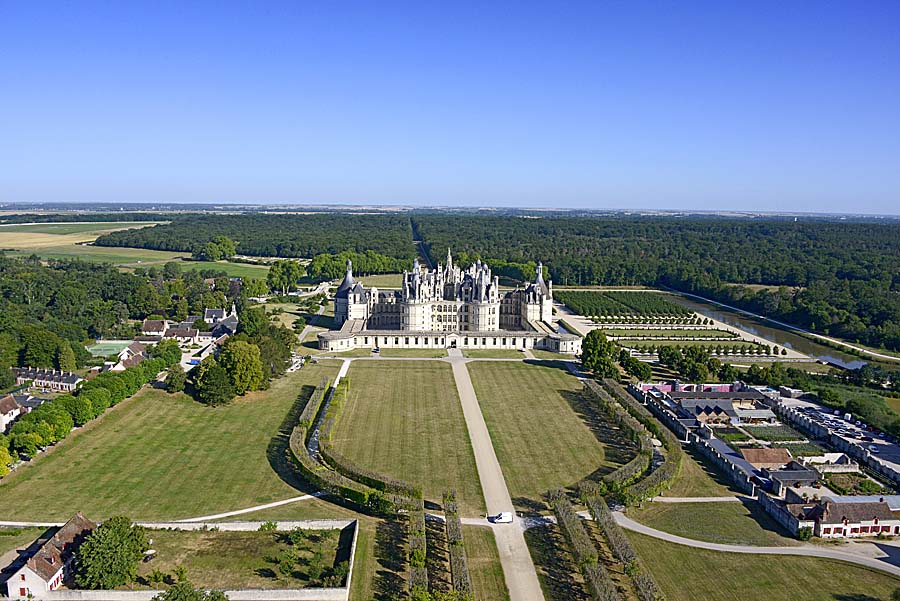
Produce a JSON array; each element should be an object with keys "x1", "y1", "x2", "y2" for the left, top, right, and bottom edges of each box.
[
  {"x1": 547, "y1": 489, "x2": 621, "y2": 601},
  {"x1": 443, "y1": 490, "x2": 472, "y2": 596},
  {"x1": 409, "y1": 500, "x2": 429, "y2": 593},
  {"x1": 579, "y1": 482, "x2": 665, "y2": 601},
  {"x1": 600, "y1": 379, "x2": 683, "y2": 504}
]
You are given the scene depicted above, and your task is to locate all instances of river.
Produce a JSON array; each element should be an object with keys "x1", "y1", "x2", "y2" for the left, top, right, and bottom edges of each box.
[{"x1": 670, "y1": 295, "x2": 867, "y2": 370}]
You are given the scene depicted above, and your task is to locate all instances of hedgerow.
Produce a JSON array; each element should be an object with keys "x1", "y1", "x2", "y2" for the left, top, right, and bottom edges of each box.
[
  {"x1": 443, "y1": 490, "x2": 472, "y2": 596},
  {"x1": 409, "y1": 500, "x2": 429, "y2": 593}
]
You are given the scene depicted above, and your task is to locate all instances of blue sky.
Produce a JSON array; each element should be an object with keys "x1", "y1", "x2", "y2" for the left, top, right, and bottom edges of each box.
[{"x1": 2, "y1": 1, "x2": 899, "y2": 213}]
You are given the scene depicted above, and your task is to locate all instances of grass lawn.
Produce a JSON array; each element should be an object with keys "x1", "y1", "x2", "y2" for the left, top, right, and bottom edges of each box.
[
  {"x1": 331, "y1": 361, "x2": 485, "y2": 513},
  {"x1": 0, "y1": 526, "x2": 49, "y2": 556},
  {"x1": 463, "y1": 349, "x2": 527, "y2": 359},
  {"x1": 530, "y1": 349, "x2": 572, "y2": 360},
  {"x1": 0, "y1": 362, "x2": 341, "y2": 521},
  {"x1": 629, "y1": 532, "x2": 900, "y2": 601},
  {"x1": 354, "y1": 273, "x2": 403, "y2": 288},
  {"x1": 7, "y1": 244, "x2": 185, "y2": 264},
  {"x1": 377, "y1": 348, "x2": 447, "y2": 358},
  {"x1": 128, "y1": 529, "x2": 348, "y2": 589},
  {"x1": 628, "y1": 500, "x2": 799, "y2": 547},
  {"x1": 463, "y1": 526, "x2": 510, "y2": 601},
  {"x1": 468, "y1": 362, "x2": 623, "y2": 507},
  {"x1": 665, "y1": 445, "x2": 744, "y2": 497}
]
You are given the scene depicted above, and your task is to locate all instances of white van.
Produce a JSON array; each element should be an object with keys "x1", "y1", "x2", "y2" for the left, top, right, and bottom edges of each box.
[{"x1": 490, "y1": 512, "x2": 514, "y2": 524}]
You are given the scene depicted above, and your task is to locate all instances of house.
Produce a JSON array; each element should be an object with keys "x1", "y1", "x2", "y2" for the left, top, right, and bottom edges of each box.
[
  {"x1": 812, "y1": 499, "x2": 900, "y2": 539},
  {"x1": 7, "y1": 513, "x2": 96, "y2": 599},
  {"x1": 204, "y1": 308, "x2": 226, "y2": 323},
  {"x1": 163, "y1": 328, "x2": 199, "y2": 345},
  {"x1": 676, "y1": 398, "x2": 738, "y2": 424},
  {"x1": 13, "y1": 394, "x2": 48, "y2": 412},
  {"x1": 0, "y1": 395, "x2": 23, "y2": 432},
  {"x1": 141, "y1": 319, "x2": 168, "y2": 337},
  {"x1": 739, "y1": 447, "x2": 793, "y2": 471},
  {"x1": 109, "y1": 342, "x2": 147, "y2": 373},
  {"x1": 765, "y1": 461, "x2": 820, "y2": 496},
  {"x1": 13, "y1": 368, "x2": 83, "y2": 392}
]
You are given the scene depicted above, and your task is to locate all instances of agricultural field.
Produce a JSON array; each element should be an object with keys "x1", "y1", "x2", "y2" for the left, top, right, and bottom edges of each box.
[
  {"x1": 628, "y1": 501, "x2": 798, "y2": 547},
  {"x1": 128, "y1": 528, "x2": 350, "y2": 589},
  {"x1": 743, "y1": 425, "x2": 807, "y2": 442},
  {"x1": 0, "y1": 361, "x2": 342, "y2": 521},
  {"x1": 0, "y1": 220, "x2": 271, "y2": 278},
  {"x1": 468, "y1": 361, "x2": 631, "y2": 505},
  {"x1": 629, "y1": 532, "x2": 900, "y2": 601},
  {"x1": 330, "y1": 361, "x2": 485, "y2": 513},
  {"x1": 555, "y1": 290, "x2": 692, "y2": 317}
]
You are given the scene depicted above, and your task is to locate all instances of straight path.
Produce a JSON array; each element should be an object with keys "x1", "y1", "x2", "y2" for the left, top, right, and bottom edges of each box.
[
  {"x1": 447, "y1": 348, "x2": 545, "y2": 601},
  {"x1": 614, "y1": 511, "x2": 900, "y2": 578}
]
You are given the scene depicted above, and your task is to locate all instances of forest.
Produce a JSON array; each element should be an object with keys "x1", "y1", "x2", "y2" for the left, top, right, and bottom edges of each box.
[
  {"x1": 95, "y1": 213, "x2": 416, "y2": 260},
  {"x1": 89, "y1": 212, "x2": 900, "y2": 351}
]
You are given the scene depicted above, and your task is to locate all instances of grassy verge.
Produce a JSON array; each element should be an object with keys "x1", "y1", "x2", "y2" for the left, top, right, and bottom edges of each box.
[
  {"x1": 0, "y1": 362, "x2": 341, "y2": 521},
  {"x1": 664, "y1": 445, "x2": 745, "y2": 497},
  {"x1": 627, "y1": 500, "x2": 799, "y2": 547},
  {"x1": 462, "y1": 526, "x2": 510, "y2": 601},
  {"x1": 629, "y1": 531, "x2": 900, "y2": 600},
  {"x1": 463, "y1": 349, "x2": 527, "y2": 359},
  {"x1": 331, "y1": 361, "x2": 485, "y2": 513},
  {"x1": 468, "y1": 362, "x2": 623, "y2": 508}
]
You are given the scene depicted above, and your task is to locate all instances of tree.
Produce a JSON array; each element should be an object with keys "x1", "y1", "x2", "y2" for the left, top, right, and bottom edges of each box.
[
  {"x1": 75, "y1": 516, "x2": 148, "y2": 589},
  {"x1": 242, "y1": 278, "x2": 268, "y2": 299},
  {"x1": 151, "y1": 581, "x2": 229, "y2": 601},
  {"x1": 57, "y1": 394, "x2": 94, "y2": 426},
  {"x1": 213, "y1": 235, "x2": 237, "y2": 258},
  {"x1": 194, "y1": 358, "x2": 234, "y2": 406},
  {"x1": 267, "y1": 260, "x2": 305, "y2": 295},
  {"x1": 0, "y1": 367, "x2": 14, "y2": 390},
  {"x1": 581, "y1": 330, "x2": 618, "y2": 377},
  {"x1": 218, "y1": 341, "x2": 265, "y2": 394},
  {"x1": 56, "y1": 341, "x2": 77, "y2": 371},
  {"x1": 0, "y1": 444, "x2": 12, "y2": 476},
  {"x1": 165, "y1": 364, "x2": 187, "y2": 393}
]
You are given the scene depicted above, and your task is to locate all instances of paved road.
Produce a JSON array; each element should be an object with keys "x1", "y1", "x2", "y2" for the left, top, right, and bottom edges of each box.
[
  {"x1": 447, "y1": 348, "x2": 545, "y2": 601},
  {"x1": 614, "y1": 511, "x2": 900, "y2": 577}
]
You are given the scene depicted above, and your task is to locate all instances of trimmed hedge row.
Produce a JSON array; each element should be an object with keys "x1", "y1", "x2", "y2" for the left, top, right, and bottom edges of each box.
[
  {"x1": 582, "y1": 380, "x2": 653, "y2": 490},
  {"x1": 600, "y1": 379, "x2": 683, "y2": 504},
  {"x1": 286, "y1": 381, "x2": 410, "y2": 514},
  {"x1": 443, "y1": 490, "x2": 472, "y2": 596},
  {"x1": 409, "y1": 501, "x2": 429, "y2": 594},
  {"x1": 579, "y1": 483, "x2": 665, "y2": 601},
  {"x1": 547, "y1": 489, "x2": 621, "y2": 601}
]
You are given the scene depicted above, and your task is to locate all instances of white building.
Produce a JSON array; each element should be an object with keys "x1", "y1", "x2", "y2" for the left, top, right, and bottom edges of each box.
[
  {"x1": 321, "y1": 252, "x2": 580, "y2": 354},
  {"x1": 7, "y1": 513, "x2": 96, "y2": 599}
]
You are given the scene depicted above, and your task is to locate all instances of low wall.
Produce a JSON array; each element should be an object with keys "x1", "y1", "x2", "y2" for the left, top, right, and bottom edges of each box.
[
  {"x1": 756, "y1": 491, "x2": 813, "y2": 537},
  {"x1": 689, "y1": 436, "x2": 757, "y2": 496}
]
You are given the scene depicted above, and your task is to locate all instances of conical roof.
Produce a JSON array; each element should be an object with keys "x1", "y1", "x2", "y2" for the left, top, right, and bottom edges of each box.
[{"x1": 335, "y1": 259, "x2": 355, "y2": 298}]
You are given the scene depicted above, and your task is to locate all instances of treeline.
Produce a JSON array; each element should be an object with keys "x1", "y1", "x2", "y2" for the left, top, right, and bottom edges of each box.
[
  {"x1": 95, "y1": 214, "x2": 416, "y2": 260},
  {"x1": 0, "y1": 341, "x2": 181, "y2": 473},
  {"x1": 0, "y1": 212, "x2": 170, "y2": 224},
  {"x1": 307, "y1": 250, "x2": 410, "y2": 281},
  {"x1": 0, "y1": 256, "x2": 238, "y2": 375},
  {"x1": 411, "y1": 215, "x2": 900, "y2": 351}
]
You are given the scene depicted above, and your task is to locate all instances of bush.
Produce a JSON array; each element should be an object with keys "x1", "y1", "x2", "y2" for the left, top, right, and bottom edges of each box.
[
  {"x1": 409, "y1": 502, "x2": 429, "y2": 592},
  {"x1": 443, "y1": 490, "x2": 472, "y2": 596}
]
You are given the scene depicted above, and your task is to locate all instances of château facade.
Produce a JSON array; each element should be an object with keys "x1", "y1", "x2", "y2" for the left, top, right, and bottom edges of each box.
[{"x1": 320, "y1": 251, "x2": 580, "y2": 354}]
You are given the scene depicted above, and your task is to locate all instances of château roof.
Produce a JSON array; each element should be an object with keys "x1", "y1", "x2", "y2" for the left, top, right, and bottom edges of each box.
[{"x1": 335, "y1": 259, "x2": 356, "y2": 299}]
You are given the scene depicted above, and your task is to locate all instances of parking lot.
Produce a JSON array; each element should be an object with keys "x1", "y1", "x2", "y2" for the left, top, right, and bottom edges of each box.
[{"x1": 781, "y1": 397, "x2": 900, "y2": 474}]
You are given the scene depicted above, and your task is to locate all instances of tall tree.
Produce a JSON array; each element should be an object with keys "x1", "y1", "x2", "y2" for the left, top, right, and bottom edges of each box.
[
  {"x1": 195, "y1": 358, "x2": 234, "y2": 406},
  {"x1": 75, "y1": 516, "x2": 148, "y2": 589},
  {"x1": 218, "y1": 341, "x2": 265, "y2": 395}
]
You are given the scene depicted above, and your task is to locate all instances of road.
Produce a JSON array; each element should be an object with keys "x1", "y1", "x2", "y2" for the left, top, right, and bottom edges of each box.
[
  {"x1": 613, "y1": 511, "x2": 900, "y2": 578},
  {"x1": 447, "y1": 348, "x2": 545, "y2": 601}
]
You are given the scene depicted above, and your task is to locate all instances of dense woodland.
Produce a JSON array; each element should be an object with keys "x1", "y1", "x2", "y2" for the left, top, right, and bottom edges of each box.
[
  {"x1": 95, "y1": 213, "x2": 416, "y2": 260},
  {"x1": 92, "y1": 213, "x2": 900, "y2": 351}
]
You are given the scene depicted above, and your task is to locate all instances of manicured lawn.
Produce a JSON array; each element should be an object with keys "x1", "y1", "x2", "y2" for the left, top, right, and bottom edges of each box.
[
  {"x1": 354, "y1": 273, "x2": 403, "y2": 288},
  {"x1": 0, "y1": 362, "x2": 341, "y2": 521},
  {"x1": 665, "y1": 445, "x2": 744, "y2": 497},
  {"x1": 468, "y1": 362, "x2": 623, "y2": 506},
  {"x1": 463, "y1": 349, "x2": 527, "y2": 359},
  {"x1": 331, "y1": 361, "x2": 485, "y2": 513},
  {"x1": 629, "y1": 532, "x2": 900, "y2": 601},
  {"x1": 628, "y1": 500, "x2": 799, "y2": 547},
  {"x1": 128, "y1": 529, "x2": 348, "y2": 589},
  {"x1": 463, "y1": 526, "x2": 510, "y2": 601},
  {"x1": 378, "y1": 348, "x2": 447, "y2": 358}
]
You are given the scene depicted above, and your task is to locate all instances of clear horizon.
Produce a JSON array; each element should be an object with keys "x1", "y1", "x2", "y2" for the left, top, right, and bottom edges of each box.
[{"x1": 2, "y1": 1, "x2": 899, "y2": 214}]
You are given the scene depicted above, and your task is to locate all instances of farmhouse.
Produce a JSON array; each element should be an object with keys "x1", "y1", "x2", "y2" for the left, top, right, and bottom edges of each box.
[
  {"x1": 813, "y1": 499, "x2": 900, "y2": 539},
  {"x1": 7, "y1": 513, "x2": 96, "y2": 599},
  {"x1": 319, "y1": 254, "x2": 581, "y2": 353},
  {"x1": 0, "y1": 394, "x2": 22, "y2": 432},
  {"x1": 108, "y1": 341, "x2": 148, "y2": 372},
  {"x1": 13, "y1": 368, "x2": 83, "y2": 392},
  {"x1": 141, "y1": 319, "x2": 168, "y2": 336}
]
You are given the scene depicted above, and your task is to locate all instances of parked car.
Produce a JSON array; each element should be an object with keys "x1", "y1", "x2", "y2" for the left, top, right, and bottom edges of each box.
[{"x1": 489, "y1": 512, "x2": 514, "y2": 524}]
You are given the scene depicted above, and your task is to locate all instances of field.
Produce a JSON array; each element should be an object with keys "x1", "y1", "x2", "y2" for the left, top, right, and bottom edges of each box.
[
  {"x1": 330, "y1": 361, "x2": 485, "y2": 513},
  {"x1": 463, "y1": 526, "x2": 510, "y2": 601},
  {"x1": 743, "y1": 425, "x2": 807, "y2": 442},
  {"x1": 0, "y1": 361, "x2": 342, "y2": 521},
  {"x1": 129, "y1": 529, "x2": 348, "y2": 589},
  {"x1": 629, "y1": 532, "x2": 900, "y2": 601},
  {"x1": 468, "y1": 361, "x2": 628, "y2": 505},
  {"x1": 0, "y1": 220, "x2": 270, "y2": 278},
  {"x1": 628, "y1": 500, "x2": 798, "y2": 547},
  {"x1": 665, "y1": 445, "x2": 745, "y2": 497}
]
